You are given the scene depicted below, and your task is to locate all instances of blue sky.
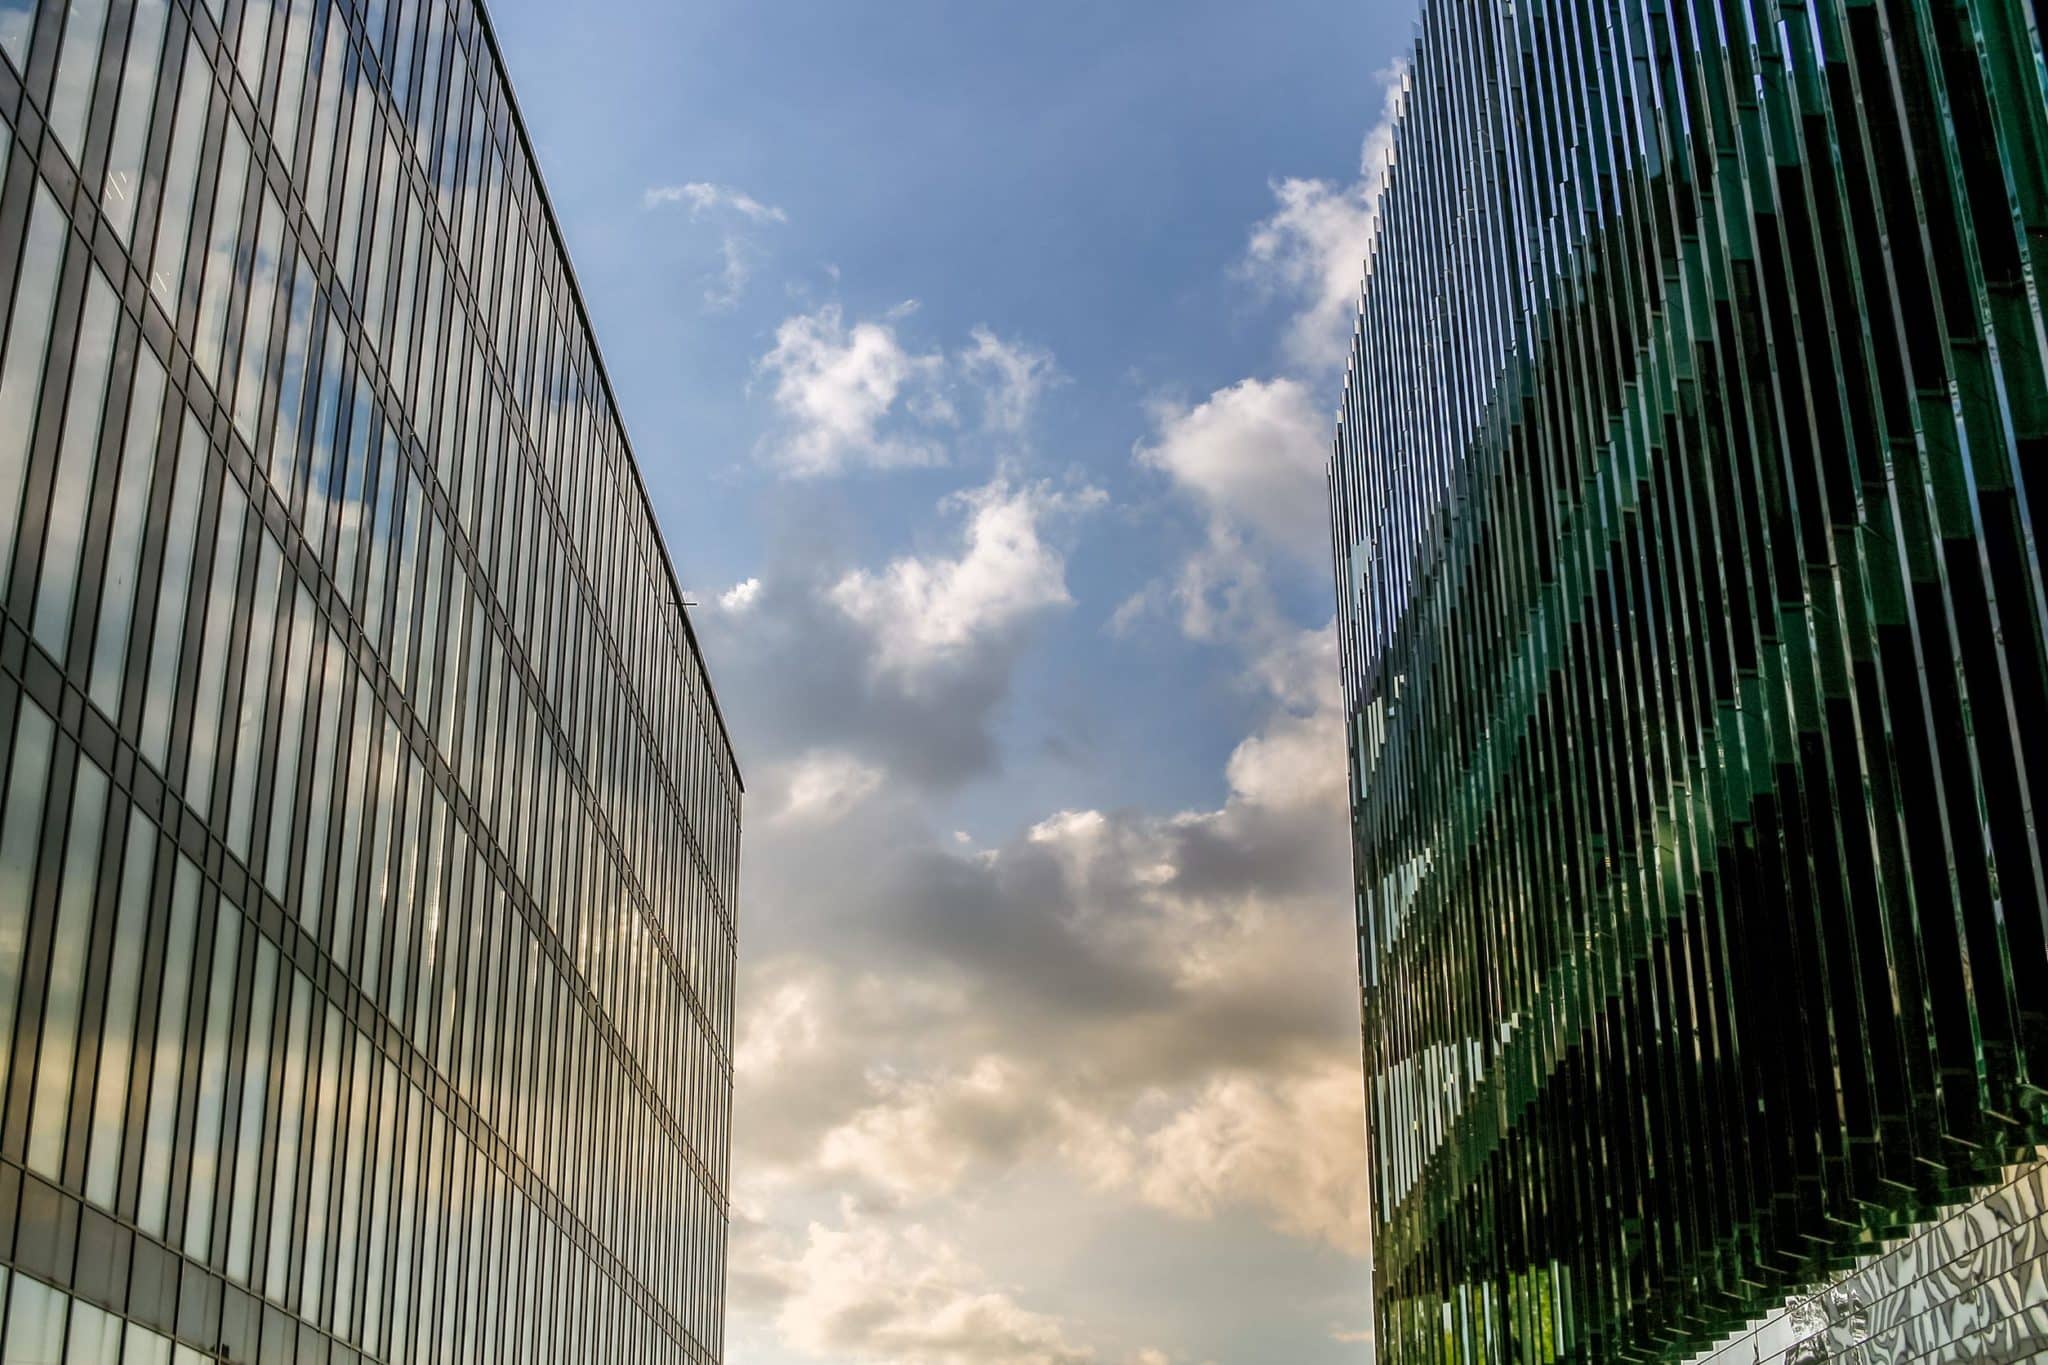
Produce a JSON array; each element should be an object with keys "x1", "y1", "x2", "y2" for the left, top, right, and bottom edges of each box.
[{"x1": 485, "y1": 2, "x2": 1418, "y2": 1360}]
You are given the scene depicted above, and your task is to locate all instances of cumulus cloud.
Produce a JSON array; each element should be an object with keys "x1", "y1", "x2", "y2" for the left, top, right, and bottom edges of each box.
[
  {"x1": 756, "y1": 306, "x2": 1061, "y2": 476},
  {"x1": 714, "y1": 77, "x2": 1404, "y2": 1364},
  {"x1": 817, "y1": 1056, "x2": 1054, "y2": 1198},
  {"x1": 831, "y1": 478, "x2": 1102, "y2": 687},
  {"x1": 732, "y1": 624, "x2": 1366, "y2": 1257},
  {"x1": 740, "y1": 1207, "x2": 1101, "y2": 1365},
  {"x1": 758, "y1": 304, "x2": 949, "y2": 475},
  {"x1": 717, "y1": 577, "x2": 762, "y2": 612},
  {"x1": 690, "y1": 476, "x2": 1098, "y2": 789},
  {"x1": 775, "y1": 750, "x2": 886, "y2": 825},
  {"x1": 1125, "y1": 377, "x2": 1341, "y2": 653},
  {"x1": 1242, "y1": 62, "x2": 1406, "y2": 371},
  {"x1": 1064, "y1": 1062, "x2": 1371, "y2": 1257},
  {"x1": 1136, "y1": 377, "x2": 1329, "y2": 564}
]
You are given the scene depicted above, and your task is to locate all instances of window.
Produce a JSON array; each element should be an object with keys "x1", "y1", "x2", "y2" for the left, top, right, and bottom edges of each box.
[
  {"x1": 86, "y1": 345, "x2": 168, "y2": 714},
  {"x1": 25, "y1": 755, "x2": 110, "y2": 1180},
  {"x1": 224, "y1": 937, "x2": 278, "y2": 1284},
  {"x1": 181, "y1": 899, "x2": 243, "y2": 1259},
  {"x1": 0, "y1": 698, "x2": 55, "y2": 1106},
  {"x1": 148, "y1": 43, "x2": 213, "y2": 310},
  {"x1": 136, "y1": 415, "x2": 209, "y2": 767},
  {"x1": 182, "y1": 478, "x2": 249, "y2": 814},
  {"x1": 0, "y1": 187, "x2": 70, "y2": 588},
  {"x1": 31, "y1": 268, "x2": 122, "y2": 658},
  {"x1": 100, "y1": 0, "x2": 171, "y2": 242},
  {"x1": 136, "y1": 858, "x2": 199, "y2": 1240},
  {"x1": 48, "y1": 0, "x2": 113, "y2": 161},
  {"x1": 83, "y1": 817, "x2": 157, "y2": 1207}
]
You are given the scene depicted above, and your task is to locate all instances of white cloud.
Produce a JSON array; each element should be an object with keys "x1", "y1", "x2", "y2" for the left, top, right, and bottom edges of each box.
[
  {"x1": 830, "y1": 477, "x2": 1101, "y2": 685},
  {"x1": 1242, "y1": 63, "x2": 1406, "y2": 371},
  {"x1": 733, "y1": 625, "x2": 1366, "y2": 1258},
  {"x1": 818, "y1": 1056, "x2": 1053, "y2": 1198},
  {"x1": 776, "y1": 750, "x2": 885, "y2": 825},
  {"x1": 962, "y1": 327, "x2": 1061, "y2": 433},
  {"x1": 1064, "y1": 1061, "x2": 1370, "y2": 1257},
  {"x1": 718, "y1": 577, "x2": 762, "y2": 612},
  {"x1": 707, "y1": 235, "x2": 755, "y2": 309},
  {"x1": 645, "y1": 180, "x2": 789, "y2": 308},
  {"x1": 755, "y1": 309, "x2": 1063, "y2": 476},
  {"x1": 643, "y1": 180, "x2": 788, "y2": 223},
  {"x1": 1166, "y1": 524, "x2": 1287, "y2": 647},
  {"x1": 1137, "y1": 376, "x2": 1329, "y2": 562},
  {"x1": 744, "y1": 1207, "x2": 1099, "y2": 1365},
  {"x1": 759, "y1": 304, "x2": 948, "y2": 475}
]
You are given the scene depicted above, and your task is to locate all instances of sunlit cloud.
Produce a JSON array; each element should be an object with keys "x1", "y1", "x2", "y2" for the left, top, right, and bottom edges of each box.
[
  {"x1": 830, "y1": 477, "x2": 1103, "y2": 686},
  {"x1": 1241, "y1": 62, "x2": 1407, "y2": 371},
  {"x1": 755, "y1": 306, "x2": 1062, "y2": 477}
]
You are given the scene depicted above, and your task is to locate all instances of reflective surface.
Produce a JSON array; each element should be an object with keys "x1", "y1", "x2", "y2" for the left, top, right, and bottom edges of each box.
[
  {"x1": 0, "y1": 0, "x2": 741, "y2": 1360},
  {"x1": 1687, "y1": 1155, "x2": 2048, "y2": 1364},
  {"x1": 1328, "y1": 0, "x2": 2048, "y2": 1357}
]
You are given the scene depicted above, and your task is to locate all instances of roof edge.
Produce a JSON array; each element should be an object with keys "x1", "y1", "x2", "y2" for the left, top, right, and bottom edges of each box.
[{"x1": 470, "y1": 0, "x2": 745, "y2": 795}]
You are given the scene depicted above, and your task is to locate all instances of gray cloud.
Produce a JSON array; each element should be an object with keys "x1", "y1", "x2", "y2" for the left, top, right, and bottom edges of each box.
[
  {"x1": 698, "y1": 476, "x2": 1097, "y2": 791},
  {"x1": 729, "y1": 624, "x2": 1366, "y2": 1269}
]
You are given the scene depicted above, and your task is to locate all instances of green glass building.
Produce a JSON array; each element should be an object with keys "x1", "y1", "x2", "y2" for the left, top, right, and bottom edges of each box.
[{"x1": 1329, "y1": 0, "x2": 2048, "y2": 1359}]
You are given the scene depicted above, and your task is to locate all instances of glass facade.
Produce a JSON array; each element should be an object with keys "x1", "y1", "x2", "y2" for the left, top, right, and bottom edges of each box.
[
  {"x1": 1328, "y1": 0, "x2": 2048, "y2": 1359},
  {"x1": 0, "y1": 0, "x2": 741, "y2": 1362}
]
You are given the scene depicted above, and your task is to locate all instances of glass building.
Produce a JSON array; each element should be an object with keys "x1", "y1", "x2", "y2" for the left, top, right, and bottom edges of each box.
[
  {"x1": 1329, "y1": 0, "x2": 2048, "y2": 1359},
  {"x1": 0, "y1": 0, "x2": 741, "y2": 1362}
]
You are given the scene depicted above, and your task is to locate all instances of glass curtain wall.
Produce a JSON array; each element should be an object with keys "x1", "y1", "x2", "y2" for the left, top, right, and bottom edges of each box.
[
  {"x1": 1330, "y1": 0, "x2": 2048, "y2": 1358},
  {"x1": 0, "y1": 0, "x2": 743, "y2": 1361}
]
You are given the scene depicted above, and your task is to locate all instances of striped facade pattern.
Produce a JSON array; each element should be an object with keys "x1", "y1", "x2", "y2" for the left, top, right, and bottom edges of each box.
[
  {"x1": 0, "y1": 0, "x2": 740, "y2": 1361},
  {"x1": 1328, "y1": 0, "x2": 2048, "y2": 1358}
]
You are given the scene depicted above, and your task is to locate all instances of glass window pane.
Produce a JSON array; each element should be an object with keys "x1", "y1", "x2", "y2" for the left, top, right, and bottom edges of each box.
[
  {"x1": 0, "y1": 698, "x2": 56, "y2": 1109},
  {"x1": 48, "y1": 0, "x2": 112, "y2": 159},
  {"x1": 0, "y1": 188, "x2": 71, "y2": 591},
  {"x1": 149, "y1": 42, "x2": 213, "y2": 310},
  {"x1": 136, "y1": 857, "x2": 198, "y2": 1239},
  {"x1": 268, "y1": 258, "x2": 316, "y2": 494},
  {"x1": 180, "y1": 899, "x2": 241, "y2": 1259},
  {"x1": 100, "y1": 0, "x2": 170, "y2": 241},
  {"x1": 137, "y1": 414, "x2": 208, "y2": 767},
  {"x1": 232, "y1": 0, "x2": 271, "y2": 91},
  {"x1": 2, "y1": 1273, "x2": 64, "y2": 1363},
  {"x1": 61, "y1": 1298, "x2": 119, "y2": 1364},
  {"x1": 262, "y1": 972, "x2": 311, "y2": 1298},
  {"x1": 302, "y1": 13, "x2": 345, "y2": 222},
  {"x1": 32, "y1": 268, "x2": 121, "y2": 656},
  {"x1": 183, "y1": 479, "x2": 248, "y2": 815},
  {"x1": 83, "y1": 814, "x2": 155, "y2": 1208},
  {"x1": 192, "y1": 119, "x2": 251, "y2": 381},
  {"x1": 231, "y1": 191, "x2": 286, "y2": 446},
  {"x1": 262, "y1": 583, "x2": 314, "y2": 898},
  {"x1": 121, "y1": 1322, "x2": 171, "y2": 1365},
  {"x1": 271, "y1": 0, "x2": 314, "y2": 146},
  {"x1": 25, "y1": 756, "x2": 109, "y2": 1180},
  {"x1": 224, "y1": 531, "x2": 283, "y2": 859},
  {"x1": 86, "y1": 344, "x2": 167, "y2": 714},
  {"x1": 0, "y1": 1, "x2": 34, "y2": 70},
  {"x1": 224, "y1": 936, "x2": 276, "y2": 1284}
]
